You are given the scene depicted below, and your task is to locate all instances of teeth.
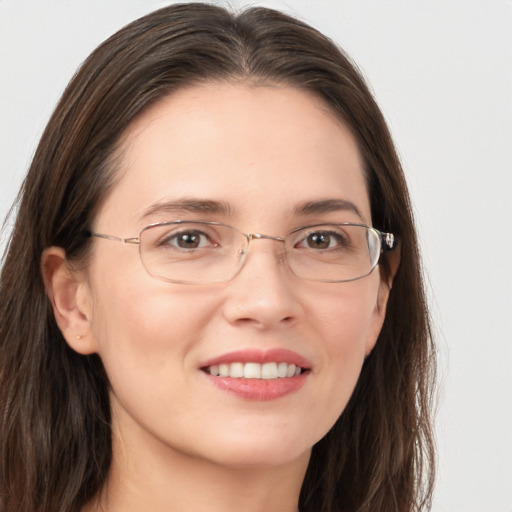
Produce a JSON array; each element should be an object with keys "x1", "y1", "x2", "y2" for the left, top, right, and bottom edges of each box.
[
  {"x1": 244, "y1": 362, "x2": 261, "y2": 379},
  {"x1": 229, "y1": 362, "x2": 244, "y2": 378},
  {"x1": 261, "y1": 362, "x2": 277, "y2": 379},
  {"x1": 286, "y1": 364, "x2": 296, "y2": 377},
  {"x1": 219, "y1": 364, "x2": 229, "y2": 377},
  {"x1": 277, "y1": 362, "x2": 288, "y2": 378},
  {"x1": 208, "y1": 362, "x2": 303, "y2": 379}
]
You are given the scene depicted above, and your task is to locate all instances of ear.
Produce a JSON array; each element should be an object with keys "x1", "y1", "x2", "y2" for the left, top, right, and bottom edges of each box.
[
  {"x1": 365, "y1": 247, "x2": 401, "y2": 355},
  {"x1": 41, "y1": 247, "x2": 98, "y2": 355}
]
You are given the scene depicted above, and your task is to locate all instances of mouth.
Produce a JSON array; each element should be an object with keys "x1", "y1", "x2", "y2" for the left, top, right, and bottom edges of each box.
[
  {"x1": 199, "y1": 348, "x2": 311, "y2": 400},
  {"x1": 202, "y1": 361, "x2": 308, "y2": 379}
]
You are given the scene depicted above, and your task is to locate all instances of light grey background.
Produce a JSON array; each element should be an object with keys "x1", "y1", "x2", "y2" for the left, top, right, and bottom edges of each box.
[{"x1": 1, "y1": 1, "x2": 511, "y2": 511}]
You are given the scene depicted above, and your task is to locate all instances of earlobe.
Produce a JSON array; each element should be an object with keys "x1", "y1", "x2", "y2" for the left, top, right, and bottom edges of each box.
[{"x1": 41, "y1": 247, "x2": 97, "y2": 355}]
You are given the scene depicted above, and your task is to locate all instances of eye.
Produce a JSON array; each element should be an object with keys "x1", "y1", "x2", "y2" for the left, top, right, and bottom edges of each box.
[
  {"x1": 160, "y1": 230, "x2": 218, "y2": 250},
  {"x1": 296, "y1": 230, "x2": 349, "y2": 250}
]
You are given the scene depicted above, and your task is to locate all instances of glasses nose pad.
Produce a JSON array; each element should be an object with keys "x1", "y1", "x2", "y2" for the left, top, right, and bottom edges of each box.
[
  {"x1": 237, "y1": 241, "x2": 250, "y2": 266},
  {"x1": 235, "y1": 237, "x2": 286, "y2": 272},
  {"x1": 276, "y1": 245, "x2": 287, "y2": 265}
]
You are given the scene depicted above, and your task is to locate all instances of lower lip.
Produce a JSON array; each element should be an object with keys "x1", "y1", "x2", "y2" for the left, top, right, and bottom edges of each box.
[{"x1": 203, "y1": 372, "x2": 308, "y2": 401}]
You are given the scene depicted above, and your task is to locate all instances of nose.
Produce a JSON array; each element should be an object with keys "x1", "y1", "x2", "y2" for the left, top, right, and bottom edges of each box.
[{"x1": 221, "y1": 240, "x2": 303, "y2": 330}]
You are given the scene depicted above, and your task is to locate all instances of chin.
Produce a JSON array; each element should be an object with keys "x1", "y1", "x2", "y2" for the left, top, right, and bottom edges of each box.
[
  {"x1": 205, "y1": 444, "x2": 311, "y2": 470},
  {"x1": 186, "y1": 422, "x2": 317, "y2": 469}
]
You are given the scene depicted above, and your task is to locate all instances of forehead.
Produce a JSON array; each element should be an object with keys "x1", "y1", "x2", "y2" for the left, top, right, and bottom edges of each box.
[{"x1": 97, "y1": 83, "x2": 370, "y2": 230}]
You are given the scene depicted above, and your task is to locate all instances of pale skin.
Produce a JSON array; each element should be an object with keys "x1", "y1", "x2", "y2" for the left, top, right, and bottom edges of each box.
[{"x1": 42, "y1": 83, "x2": 395, "y2": 512}]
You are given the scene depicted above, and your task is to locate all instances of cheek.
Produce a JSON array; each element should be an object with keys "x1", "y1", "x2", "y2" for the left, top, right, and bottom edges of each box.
[
  {"x1": 313, "y1": 278, "x2": 378, "y2": 355},
  {"x1": 304, "y1": 280, "x2": 379, "y2": 427},
  {"x1": 88, "y1": 279, "x2": 226, "y2": 445},
  {"x1": 87, "y1": 263, "x2": 220, "y2": 394}
]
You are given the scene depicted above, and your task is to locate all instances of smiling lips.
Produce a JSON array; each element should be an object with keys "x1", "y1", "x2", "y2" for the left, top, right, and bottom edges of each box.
[
  {"x1": 200, "y1": 348, "x2": 310, "y2": 400},
  {"x1": 206, "y1": 361, "x2": 303, "y2": 379}
]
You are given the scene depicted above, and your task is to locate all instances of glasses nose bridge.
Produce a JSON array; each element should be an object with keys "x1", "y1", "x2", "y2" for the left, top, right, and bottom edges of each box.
[
  {"x1": 247, "y1": 233, "x2": 286, "y2": 243},
  {"x1": 236, "y1": 232, "x2": 288, "y2": 278},
  {"x1": 240, "y1": 232, "x2": 287, "y2": 261}
]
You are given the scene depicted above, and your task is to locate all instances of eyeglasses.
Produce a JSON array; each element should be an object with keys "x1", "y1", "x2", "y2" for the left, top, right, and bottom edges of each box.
[{"x1": 89, "y1": 220, "x2": 396, "y2": 285}]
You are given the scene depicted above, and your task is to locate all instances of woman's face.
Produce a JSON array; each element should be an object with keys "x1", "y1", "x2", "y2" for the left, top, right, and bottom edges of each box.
[{"x1": 74, "y1": 83, "x2": 390, "y2": 469}]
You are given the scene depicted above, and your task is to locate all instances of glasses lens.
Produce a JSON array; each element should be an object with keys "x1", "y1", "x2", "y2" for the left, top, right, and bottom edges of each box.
[
  {"x1": 286, "y1": 224, "x2": 381, "y2": 282},
  {"x1": 139, "y1": 222, "x2": 246, "y2": 284},
  {"x1": 138, "y1": 222, "x2": 382, "y2": 284}
]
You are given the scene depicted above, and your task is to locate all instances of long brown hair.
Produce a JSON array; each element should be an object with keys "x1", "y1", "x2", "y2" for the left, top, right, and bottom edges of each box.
[{"x1": 0, "y1": 4, "x2": 436, "y2": 511}]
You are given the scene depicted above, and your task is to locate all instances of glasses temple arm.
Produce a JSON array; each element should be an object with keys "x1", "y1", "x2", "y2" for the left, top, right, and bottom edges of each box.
[{"x1": 87, "y1": 232, "x2": 140, "y2": 244}]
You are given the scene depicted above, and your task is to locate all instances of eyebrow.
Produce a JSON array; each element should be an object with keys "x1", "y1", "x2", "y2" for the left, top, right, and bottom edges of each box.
[
  {"x1": 140, "y1": 198, "x2": 232, "y2": 220},
  {"x1": 293, "y1": 199, "x2": 364, "y2": 220},
  {"x1": 140, "y1": 197, "x2": 364, "y2": 222}
]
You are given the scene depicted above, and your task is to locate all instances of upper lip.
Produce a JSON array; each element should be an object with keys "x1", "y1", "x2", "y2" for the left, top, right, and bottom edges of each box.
[{"x1": 200, "y1": 348, "x2": 312, "y2": 370}]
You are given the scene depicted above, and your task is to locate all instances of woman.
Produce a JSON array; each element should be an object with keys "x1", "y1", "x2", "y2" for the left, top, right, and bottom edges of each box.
[{"x1": 0, "y1": 3, "x2": 436, "y2": 512}]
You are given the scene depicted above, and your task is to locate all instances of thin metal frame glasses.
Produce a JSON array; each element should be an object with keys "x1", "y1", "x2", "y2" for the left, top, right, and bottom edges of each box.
[{"x1": 89, "y1": 220, "x2": 396, "y2": 285}]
